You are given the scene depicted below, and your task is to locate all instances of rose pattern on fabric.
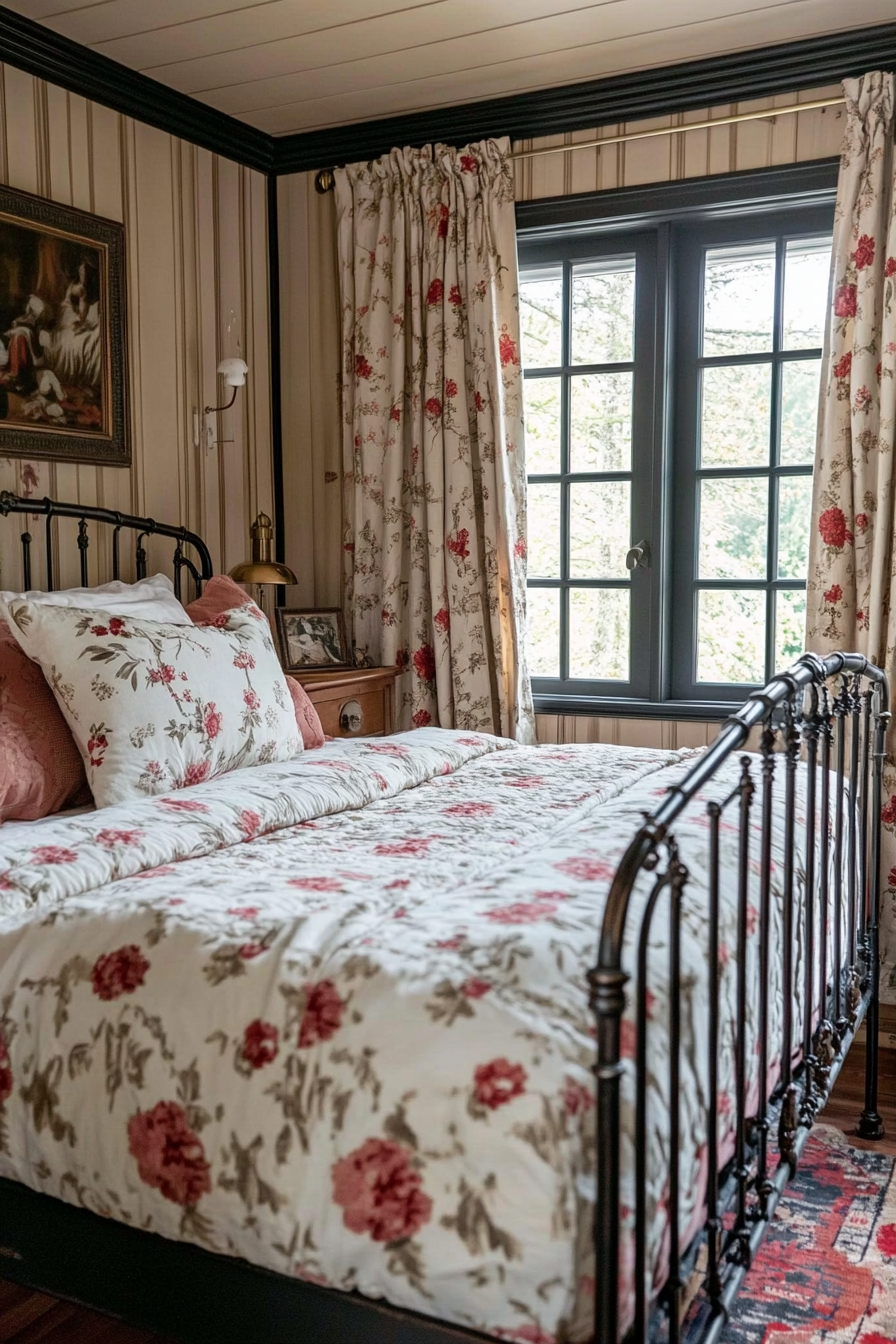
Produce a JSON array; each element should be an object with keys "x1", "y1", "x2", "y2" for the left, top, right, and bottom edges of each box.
[
  {"x1": 335, "y1": 139, "x2": 535, "y2": 741},
  {"x1": 127, "y1": 1100, "x2": 211, "y2": 1206},
  {"x1": 805, "y1": 72, "x2": 896, "y2": 1000},
  {"x1": 242, "y1": 1019, "x2": 279, "y2": 1070},
  {"x1": 332, "y1": 1138, "x2": 433, "y2": 1242},
  {"x1": 0, "y1": 729, "x2": 857, "y2": 1342},
  {"x1": 298, "y1": 980, "x2": 345, "y2": 1048},
  {"x1": 474, "y1": 1057, "x2": 527, "y2": 1110},
  {"x1": 91, "y1": 945, "x2": 150, "y2": 1000}
]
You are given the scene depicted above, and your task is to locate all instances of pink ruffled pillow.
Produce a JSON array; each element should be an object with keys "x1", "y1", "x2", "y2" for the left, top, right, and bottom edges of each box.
[
  {"x1": 0, "y1": 620, "x2": 90, "y2": 821},
  {"x1": 185, "y1": 576, "x2": 326, "y2": 750}
]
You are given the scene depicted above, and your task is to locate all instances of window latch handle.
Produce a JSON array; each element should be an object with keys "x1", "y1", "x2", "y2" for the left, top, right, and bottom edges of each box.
[{"x1": 625, "y1": 540, "x2": 650, "y2": 571}]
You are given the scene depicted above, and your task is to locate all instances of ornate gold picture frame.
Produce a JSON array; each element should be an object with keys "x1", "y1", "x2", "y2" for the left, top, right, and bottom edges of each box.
[{"x1": 0, "y1": 184, "x2": 129, "y2": 467}]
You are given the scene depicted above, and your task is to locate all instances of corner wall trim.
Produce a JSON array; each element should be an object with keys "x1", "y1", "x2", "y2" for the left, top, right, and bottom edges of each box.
[
  {"x1": 271, "y1": 21, "x2": 896, "y2": 175},
  {"x1": 0, "y1": 3, "x2": 272, "y2": 173},
  {"x1": 267, "y1": 173, "x2": 285, "y2": 568}
]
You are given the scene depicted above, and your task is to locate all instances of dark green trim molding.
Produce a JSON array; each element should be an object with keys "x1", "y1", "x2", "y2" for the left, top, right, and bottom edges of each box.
[{"x1": 1, "y1": 6, "x2": 894, "y2": 176}]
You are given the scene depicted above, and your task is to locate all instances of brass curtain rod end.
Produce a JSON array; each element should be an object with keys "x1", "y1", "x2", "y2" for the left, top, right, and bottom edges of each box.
[{"x1": 315, "y1": 168, "x2": 335, "y2": 194}]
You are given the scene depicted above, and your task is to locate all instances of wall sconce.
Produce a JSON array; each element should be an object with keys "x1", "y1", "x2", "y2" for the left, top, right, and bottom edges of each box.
[
  {"x1": 229, "y1": 511, "x2": 296, "y2": 621},
  {"x1": 194, "y1": 358, "x2": 249, "y2": 453},
  {"x1": 204, "y1": 358, "x2": 249, "y2": 414}
]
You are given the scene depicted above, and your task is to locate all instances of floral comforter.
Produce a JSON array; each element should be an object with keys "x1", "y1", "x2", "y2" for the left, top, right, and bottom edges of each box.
[{"x1": 0, "y1": 730, "x2": 840, "y2": 1343}]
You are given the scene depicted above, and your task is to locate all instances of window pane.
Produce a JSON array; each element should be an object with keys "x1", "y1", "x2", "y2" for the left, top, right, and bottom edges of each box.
[
  {"x1": 783, "y1": 237, "x2": 831, "y2": 350},
  {"x1": 570, "y1": 481, "x2": 631, "y2": 578},
  {"x1": 777, "y1": 474, "x2": 813, "y2": 579},
  {"x1": 571, "y1": 257, "x2": 635, "y2": 365},
  {"x1": 524, "y1": 378, "x2": 562, "y2": 474},
  {"x1": 569, "y1": 587, "x2": 629, "y2": 680},
  {"x1": 526, "y1": 587, "x2": 560, "y2": 677},
  {"x1": 703, "y1": 243, "x2": 776, "y2": 357},
  {"x1": 520, "y1": 268, "x2": 562, "y2": 369},
  {"x1": 775, "y1": 589, "x2": 807, "y2": 671},
  {"x1": 570, "y1": 372, "x2": 632, "y2": 471},
  {"x1": 526, "y1": 483, "x2": 561, "y2": 578},
  {"x1": 780, "y1": 359, "x2": 821, "y2": 465},
  {"x1": 697, "y1": 590, "x2": 766, "y2": 683},
  {"x1": 701, "y1": 363, "x2": 771, "y2": 467},
  {"x1": 699, "y1": 477, "x2": 769, "y2": 580}
]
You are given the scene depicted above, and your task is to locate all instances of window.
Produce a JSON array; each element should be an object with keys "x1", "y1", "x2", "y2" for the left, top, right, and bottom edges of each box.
[
  {"x1": 521, "y1": 235, "x2": 658, "y2": 699},
  {"x1": 518, "y1": 179, "x2": 834, "y2": 714}
]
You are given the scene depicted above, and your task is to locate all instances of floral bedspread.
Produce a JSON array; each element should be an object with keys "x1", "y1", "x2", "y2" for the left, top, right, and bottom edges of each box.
[{"x1": 0, "y1": 730, "x2": 836, "y2": 1343}]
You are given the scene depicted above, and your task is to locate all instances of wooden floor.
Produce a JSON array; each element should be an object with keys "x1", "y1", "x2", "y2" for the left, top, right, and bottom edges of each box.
[
  {"x1": 0, "y1": 1280, "x2": 177, "y2": 1344},
  {"x1": 2, "y1": 1037, "x2": 895, "y2": 1344}
]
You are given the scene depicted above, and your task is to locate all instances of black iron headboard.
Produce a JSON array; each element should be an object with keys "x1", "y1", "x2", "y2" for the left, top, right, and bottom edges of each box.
[{"x1": 0, "y1": 491, "x2": 213, "y2": 599}]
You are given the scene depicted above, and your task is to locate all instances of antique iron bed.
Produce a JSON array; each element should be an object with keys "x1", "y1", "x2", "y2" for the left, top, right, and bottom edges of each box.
[{"x1": 0, "y1": 492, "x2": 888, "y2": 1344}]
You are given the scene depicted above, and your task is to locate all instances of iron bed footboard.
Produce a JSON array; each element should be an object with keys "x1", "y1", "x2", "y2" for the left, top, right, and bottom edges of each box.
[
  {"x1": 0, "y1": 493, "x2": 887, "y2": 1344},
  {"x1": 591, "y1": 651, "x2": 890, "y2": 1344}
]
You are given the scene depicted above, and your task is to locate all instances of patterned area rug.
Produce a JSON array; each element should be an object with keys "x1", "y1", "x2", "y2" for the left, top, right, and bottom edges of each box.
[{"x1": 722, "y1": 1125, "x2": 896, "y2": 1343}]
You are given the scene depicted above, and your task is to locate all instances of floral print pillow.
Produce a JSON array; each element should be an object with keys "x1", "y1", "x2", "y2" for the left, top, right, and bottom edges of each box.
[{"x1": 3, "y1": 599, "x2": 302, "y2": 807}]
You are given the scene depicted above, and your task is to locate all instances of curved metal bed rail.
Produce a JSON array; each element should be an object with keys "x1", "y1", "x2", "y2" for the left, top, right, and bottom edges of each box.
[
  {"x1": 592, "y1": 651, "x2": 890, "y2": 1344},
  {"x1": 0, "y1": 491, "x2": 213, "y2": 599}
]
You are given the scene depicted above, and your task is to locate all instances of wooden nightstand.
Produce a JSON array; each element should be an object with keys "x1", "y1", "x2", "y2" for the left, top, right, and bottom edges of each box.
[{"x1": 291, "y1": 667, "x2": 398, "y2": 739}]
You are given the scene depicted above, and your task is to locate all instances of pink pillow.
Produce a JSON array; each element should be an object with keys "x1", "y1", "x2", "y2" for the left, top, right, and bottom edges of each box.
[
  {"x1": 185, "y1": 576, "x2": 326, "y2": 750},
  {"x1": 0, "y1": 621, "x2": 90, "y2": 821}
]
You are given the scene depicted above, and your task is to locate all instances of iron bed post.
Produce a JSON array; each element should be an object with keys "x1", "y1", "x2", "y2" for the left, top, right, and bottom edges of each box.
[{"x1": 858, "y1": 702, "x2": 890, "y2": 1140}]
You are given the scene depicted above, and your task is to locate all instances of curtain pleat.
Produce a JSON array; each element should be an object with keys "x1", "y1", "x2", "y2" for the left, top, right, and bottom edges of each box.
[
  {"x1": 335, "y1": 139, "x2": 535, "y2": 741},
  {"x1": 806, "y1": 70, "x2": 896, "y2": 997}
]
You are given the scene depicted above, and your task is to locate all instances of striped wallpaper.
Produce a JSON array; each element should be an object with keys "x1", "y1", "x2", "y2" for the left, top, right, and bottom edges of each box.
[{"x1": 0, "y1": 64, "x2": 274, "y2": 593}]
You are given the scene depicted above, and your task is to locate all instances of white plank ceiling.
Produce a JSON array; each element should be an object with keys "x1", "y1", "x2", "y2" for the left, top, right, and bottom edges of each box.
[{"x1": 7, "y1": 0, "x2": 894, "y2": 136}]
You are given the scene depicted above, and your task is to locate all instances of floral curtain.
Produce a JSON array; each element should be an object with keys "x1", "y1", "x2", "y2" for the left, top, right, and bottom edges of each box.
[
  {"x1": 805, "y1": 71, "x2": 896, "y2": 996},
  {"x1": 334, "y1": 139, "x2": 535, "y2": 742}
]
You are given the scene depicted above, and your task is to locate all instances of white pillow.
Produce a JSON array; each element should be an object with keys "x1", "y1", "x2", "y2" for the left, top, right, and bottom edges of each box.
[
  {"x1": 3, "y1": 599, "x2": 302, "y2": 807},
  {"x1": 0, "y1": 573, "x2": 192, "y2": 625}
]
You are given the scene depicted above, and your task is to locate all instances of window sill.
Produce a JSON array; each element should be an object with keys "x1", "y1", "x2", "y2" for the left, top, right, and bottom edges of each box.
[{"x1": 532, "y1": 695, "x2": 744, "y2": 722}]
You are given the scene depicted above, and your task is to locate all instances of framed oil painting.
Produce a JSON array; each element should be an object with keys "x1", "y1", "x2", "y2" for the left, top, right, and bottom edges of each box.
[
  {"x1": 276, "y1": 607, "x2": 351, "y2": 672},
  {"x1": 0, "y1": 184, "x2": 129, "y2": 467}
]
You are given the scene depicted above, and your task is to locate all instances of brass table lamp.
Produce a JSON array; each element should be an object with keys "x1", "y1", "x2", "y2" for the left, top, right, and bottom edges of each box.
[{"x1": 229, "y1": 513, "x2": 296, "y2": 620}]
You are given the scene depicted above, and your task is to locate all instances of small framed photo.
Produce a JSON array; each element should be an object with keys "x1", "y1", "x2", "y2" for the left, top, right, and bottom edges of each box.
[{"x1": 276, "y1": 607, "x2": 351, "y2": 672}]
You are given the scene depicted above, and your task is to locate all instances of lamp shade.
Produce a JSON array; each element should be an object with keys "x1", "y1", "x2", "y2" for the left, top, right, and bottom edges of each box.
[
  {"x1": 230, "y1": 559, "x2": 297, "y2": 585},
  {"x1": 228, "y1": 511, "x2": 297, "y2": 587},
  {"x1": 217, "y1": 357, "x2": 248, "y2": 387}
]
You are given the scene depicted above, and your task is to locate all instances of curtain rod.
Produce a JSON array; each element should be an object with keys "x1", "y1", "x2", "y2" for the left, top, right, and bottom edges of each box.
[{"x1": 313, "y1": 95, "x2": 844, "y2": 193}]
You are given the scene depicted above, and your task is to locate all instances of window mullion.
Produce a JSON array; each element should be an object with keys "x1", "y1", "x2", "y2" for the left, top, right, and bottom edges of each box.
[{"x1": 560, "y1": 259, "x2": 571, "y2": 683}]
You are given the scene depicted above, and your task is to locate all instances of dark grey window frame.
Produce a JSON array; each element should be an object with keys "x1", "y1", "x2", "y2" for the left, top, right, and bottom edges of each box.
[
  {"x1": 517, "y1": 159, "x2": 838, "y2": 721},
  {"x1": 521, "y1": 231, "x2": 660, "y2": 701},
  {"x1": 670, "y1": 207, "x2": 833, "y2": 703}
]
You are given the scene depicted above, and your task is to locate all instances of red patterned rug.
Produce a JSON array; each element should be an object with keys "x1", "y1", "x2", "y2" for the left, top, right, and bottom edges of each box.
[{"x1": 722, "y1": 1124, "x2": 896, "y2": 1343}]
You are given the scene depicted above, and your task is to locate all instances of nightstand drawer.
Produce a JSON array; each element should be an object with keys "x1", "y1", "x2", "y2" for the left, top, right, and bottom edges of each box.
[
  {"x1": 290, "y1": 667, "x2": 398, "y2": 739},
  {"x1": 312, "y1": 686, "x2": 387, "y2": 738}
]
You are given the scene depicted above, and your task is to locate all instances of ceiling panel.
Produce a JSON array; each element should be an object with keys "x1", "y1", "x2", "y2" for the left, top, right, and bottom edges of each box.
[
  {"x1": 56, "y1": 0, "x2": 442, "y2": 59},
  {"x1": 6, "y1": 0, "x2": 892, "y2": 138},
  {"x1": 140, "y1": 0, "x2": 613, "y2": 93},
  {"x1": 191, "y1": 0, "x2": 824, "y2": 116}
]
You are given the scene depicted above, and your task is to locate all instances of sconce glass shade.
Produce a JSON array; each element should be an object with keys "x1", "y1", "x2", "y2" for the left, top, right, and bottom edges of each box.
[{"x1": 217, "y1": 357, "x2": 249, "y2": 387}]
